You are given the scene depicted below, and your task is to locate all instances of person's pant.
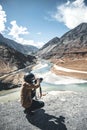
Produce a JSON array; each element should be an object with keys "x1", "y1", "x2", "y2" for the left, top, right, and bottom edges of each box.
[{"x1": 29, "y1": 100, "x2": 44, "y2": 111}]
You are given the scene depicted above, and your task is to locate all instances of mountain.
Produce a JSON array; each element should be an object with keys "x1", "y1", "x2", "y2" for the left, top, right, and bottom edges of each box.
[
  {"x1": 0, "y1": 42, "x2": 36, "y2": 75},
  {"x1": 0, "y1": 42, "x2": 36, "y2": 90},
  {"x1": 23, "y1": 45, "x2": 38, "y2": 54},
  {"x1": 0, "y1": 33, "x2": 38, "y2": 54},
  {"x1": 37, "y1": 23, "x2": 87, "y2": 59},
  {"x1": 36, "y1": 37, "x2": 60, "y2": 58}
]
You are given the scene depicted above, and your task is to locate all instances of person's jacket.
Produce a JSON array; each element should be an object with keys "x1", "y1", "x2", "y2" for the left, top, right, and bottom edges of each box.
[{"x1": 20, "y1": 80, "x2": 40, "y2": 108}]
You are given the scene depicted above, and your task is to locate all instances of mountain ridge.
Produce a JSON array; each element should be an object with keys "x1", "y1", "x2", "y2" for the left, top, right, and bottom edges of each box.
[
  {"x1": 0, "y1": 42, "x2": 36, "y2": 75},
  {"x1": 36, "y1": 37, "x2": 60, "y2": 57},
  {"x1": 0, "y1": 33, "x2": 38, "y2": 55}
]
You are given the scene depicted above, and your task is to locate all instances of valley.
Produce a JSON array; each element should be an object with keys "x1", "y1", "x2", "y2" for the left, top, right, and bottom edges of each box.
[
  {"x1": 0, "y1": 60, "x2": 87, "y2": 103},
  {"x1": 0, "y1": 23, "x2": 87, "y2": 91}
]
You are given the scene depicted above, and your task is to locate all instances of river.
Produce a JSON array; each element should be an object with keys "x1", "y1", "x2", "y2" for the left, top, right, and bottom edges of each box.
[
  {"x1": 32, "y1": 60, "x2": 87, "y2": 92},
  {"x1": 0, "y1": 60, "x2": 87, "y2": 103}
]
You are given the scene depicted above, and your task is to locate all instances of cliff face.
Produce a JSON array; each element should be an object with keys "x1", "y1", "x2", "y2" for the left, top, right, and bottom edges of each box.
[{"x1": 37, "y1": 23, "x2": 87, "y2": 59}]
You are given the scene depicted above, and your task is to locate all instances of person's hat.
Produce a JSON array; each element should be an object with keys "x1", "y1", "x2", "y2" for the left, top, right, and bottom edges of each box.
[{"x1": 24, "y1": 73, "x2": 35, "y2": 83}]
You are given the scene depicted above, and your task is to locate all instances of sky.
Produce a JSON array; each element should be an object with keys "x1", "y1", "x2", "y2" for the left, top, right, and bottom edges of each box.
[{"x1": 0, "y1": 0, "x2": 87, "y2": 48}]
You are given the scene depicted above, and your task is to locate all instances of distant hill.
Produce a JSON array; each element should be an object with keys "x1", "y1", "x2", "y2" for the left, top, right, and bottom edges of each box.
[
  {"x1": 0, "y1": 33, "x2": 38, "y2": 55},
  {"x1": 37, "y1": 23, "x2": 87, "y2": 59}
]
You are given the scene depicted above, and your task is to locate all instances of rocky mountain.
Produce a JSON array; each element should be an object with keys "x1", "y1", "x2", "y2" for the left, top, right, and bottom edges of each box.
[
  {"x1": 36, "y1": 37, "x2": 60, "y2": 58},
  {"x1": 0, "y1": 42, "x2": 36, "y2": 90},
  {"x1": 37, "y1": 23, "x2": 87, "y2": 59},
  {"x1": 0, "y1": 33, "x2": 38, "y2": 54}
]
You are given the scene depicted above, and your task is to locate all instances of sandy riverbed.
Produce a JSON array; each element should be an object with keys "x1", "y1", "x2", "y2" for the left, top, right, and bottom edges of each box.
[{"x1": 51, "y1": 59, "x2": 87, "y2": 80}]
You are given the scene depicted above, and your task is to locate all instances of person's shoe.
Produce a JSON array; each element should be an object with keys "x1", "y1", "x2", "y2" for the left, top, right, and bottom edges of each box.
[
  {"x1": 24, "y1": 109, "x2": 28, "y2": 114},
  {"x1": 28, "y1": 111, "x2": 35, "y2": 116},
  {"x1": 24, "y1": 109, "x2": 34, "y2": 116}
]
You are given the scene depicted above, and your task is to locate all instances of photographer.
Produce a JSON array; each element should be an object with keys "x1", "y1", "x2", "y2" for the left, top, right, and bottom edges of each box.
[{"x1": 20, "y1": 73, "x2": 44, "y2": 115}]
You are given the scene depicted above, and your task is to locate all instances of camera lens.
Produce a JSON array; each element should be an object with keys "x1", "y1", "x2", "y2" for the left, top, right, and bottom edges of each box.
[{"x1": 40, "y1": 78, "x2": 43, "y2": 81}]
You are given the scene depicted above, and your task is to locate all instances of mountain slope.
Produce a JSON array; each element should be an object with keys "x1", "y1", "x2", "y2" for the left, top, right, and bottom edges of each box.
[
  {"x1": 0, "y1": 33, "x2": 38, "y2": 54},
  {"x1": 38, "y1": 23, "x2": 87, "y2": 59},
  {"x1": 52, "y1": 23, "x2": 87, "y2": 59},
  {"x1": 0, "y1": 42, "x2": 36, "y2": 76},
  {"x1": 36, "y1": 37, "x2": 60, "y2": 58},
  {"x1": 0, "y1": 42, "x2": 36, "y2": 90}
]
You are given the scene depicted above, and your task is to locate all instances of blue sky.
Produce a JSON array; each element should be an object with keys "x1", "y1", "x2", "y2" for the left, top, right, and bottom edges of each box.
[{"x1": 0, "y1": 0, "x2": 87, "y2": 48}]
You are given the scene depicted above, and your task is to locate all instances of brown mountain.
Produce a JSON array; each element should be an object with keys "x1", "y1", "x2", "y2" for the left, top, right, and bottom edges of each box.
[
  {"x1": 38, "y1": 23, "x2": 87, "y2": 59},
  {"x1": 0, "y1": 42, "x2": 36, "y2": 90},
  {"x1": 0, "y1": 42, "x2": 36, "y2": 75}
]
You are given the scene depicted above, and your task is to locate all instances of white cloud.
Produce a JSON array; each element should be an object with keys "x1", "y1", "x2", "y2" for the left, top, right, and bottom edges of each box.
[
  {"x1": 44, "y1": 16, "x2": 54, "y2": 21},
  {"x1": 53, "y1": 0, "x2": 87, "y2": 29},
  {"x1": 36, "y1": 41, "x2": 45, "y2": 48},
  {"x1": 0, "y1": 5, "x2": 44, "y2": 48},
  {"x1": 8, "y1": 20, "x2": 29, "y2": 39},
  {"x1": 15, "y1": 37, "x2": 44, "y2": 48},
  {"x1": 37, "y1": 32, "x2": 42, "y2": 35},
  {"x1": 8, "y1": 20, "x2": 44, "y2": 48},
  {"x1": 0, "y1": 5, "x2": 6, "y2": 32}
]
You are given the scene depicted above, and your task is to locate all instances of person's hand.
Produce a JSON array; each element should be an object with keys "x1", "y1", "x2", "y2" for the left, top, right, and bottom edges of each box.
[{"x1": 36, "y1": 78, "x2": 41, "y2": 84}]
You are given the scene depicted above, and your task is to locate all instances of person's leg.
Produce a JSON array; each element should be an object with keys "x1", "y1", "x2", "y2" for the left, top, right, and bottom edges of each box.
[
  {"x1": 29, "y1": 100, "x2": 44, "y2": 111},
  {"x1": 24, "y1": 100, "x2": 44, "y2": 115}
]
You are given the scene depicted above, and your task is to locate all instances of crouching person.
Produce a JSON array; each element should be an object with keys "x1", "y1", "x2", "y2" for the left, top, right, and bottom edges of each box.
[{"x1": 20, "y1": 73, "x2": 44, "y2": 115}]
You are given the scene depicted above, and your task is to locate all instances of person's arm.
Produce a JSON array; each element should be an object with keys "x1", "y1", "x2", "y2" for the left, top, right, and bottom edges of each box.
[
  {"x1": 31, "y1": 78, "x2": 41, "y2": 89},
  {"x1": 24, "y1": 79, "x2": 41, "y2": 89}
]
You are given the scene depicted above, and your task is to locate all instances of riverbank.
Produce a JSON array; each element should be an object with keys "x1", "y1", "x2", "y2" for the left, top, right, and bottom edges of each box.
[
  {"x1": 51, "y1": 59, "x2": 87, "y2": 80},
  {"x1": 0, "y1": 91, "x2": 87, "y2": 130}
]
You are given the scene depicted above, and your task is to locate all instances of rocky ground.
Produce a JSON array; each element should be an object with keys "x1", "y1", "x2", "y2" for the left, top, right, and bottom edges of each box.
[{"x1": 0, "y1": 91, "x2": 87, "y2": 130}]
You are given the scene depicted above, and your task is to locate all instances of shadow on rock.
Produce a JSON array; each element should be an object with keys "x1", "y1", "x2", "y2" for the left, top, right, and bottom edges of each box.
[{"x1": 26, "y1": 109, "x2": 67, "y2": 130}]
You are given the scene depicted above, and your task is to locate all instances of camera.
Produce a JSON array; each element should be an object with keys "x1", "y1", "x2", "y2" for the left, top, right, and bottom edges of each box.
[
  {"x1": 34, "y1": 78, "x2": 43, "y2": 84},
  {"x1": 39, "y1": 78, "x2": 43, "y2": 82}
]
